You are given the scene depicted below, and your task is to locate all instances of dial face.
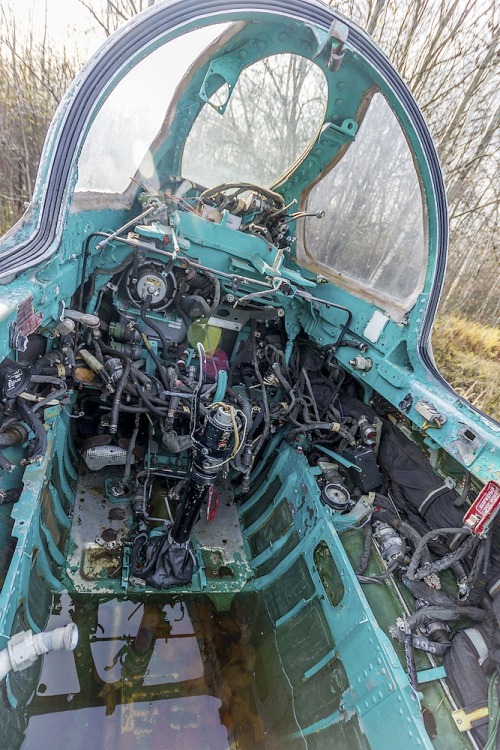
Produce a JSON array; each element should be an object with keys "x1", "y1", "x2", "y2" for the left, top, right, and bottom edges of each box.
[
  {"x1": 136, "y1": 271, "x2": 168, "y2": 302},
  {"x1": 323, "y1": 482, "x2": 350, "y2": 510},
  {"x1": 126, "y1": 264, "x2": 178, "y2": 310}
]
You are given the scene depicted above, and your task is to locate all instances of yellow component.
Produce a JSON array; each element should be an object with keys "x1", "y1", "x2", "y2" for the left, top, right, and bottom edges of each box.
[
  {"x1": 187, "y1": 320, "x2": 221, "y2": 354},
  {"x1": 73, "y1": 366, "x2": 96, "y2": 384},
  {"x1": 419, "y1": 418, "x2": 442, "y2": 435},
  {"x1": 451, "y1": 706, "x2": 489, "y2": 731},
  {"x1": 139, "y1": 332, "x2": 152, "y2": 350}
]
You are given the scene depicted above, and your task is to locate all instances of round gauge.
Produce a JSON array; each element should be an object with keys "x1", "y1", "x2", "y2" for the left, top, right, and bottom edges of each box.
[
  {"x1": 126, "y1": 263, "x2": 177, "y2": 311},
  {"x1": 321, "y1": 482, "x2": 350, "y2": 511}
]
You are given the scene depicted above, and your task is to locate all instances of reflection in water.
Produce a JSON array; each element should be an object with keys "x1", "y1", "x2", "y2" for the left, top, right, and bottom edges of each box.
[{"x1": 21, "y1": 595, "x2": 264, "y2": 750}]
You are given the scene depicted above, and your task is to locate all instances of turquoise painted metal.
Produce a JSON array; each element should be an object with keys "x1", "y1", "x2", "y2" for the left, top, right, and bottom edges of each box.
[{"x1": 0, "y1": 1, "x2": 499, "y2": 748}]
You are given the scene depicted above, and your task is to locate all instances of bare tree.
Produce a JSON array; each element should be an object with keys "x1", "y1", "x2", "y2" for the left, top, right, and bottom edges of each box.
[
  {"x1": 77, "y1": 0, "x2": 155, "y2": 38},
  {"x1": 0, "y1": 0, "x2": 498, "y2": 326},
  {"x1": 0, "y1": 2, "x2": 78, "y2": 231},
  {"x1": 328, "y1": 0, "x2": 500, "y2": 325}
]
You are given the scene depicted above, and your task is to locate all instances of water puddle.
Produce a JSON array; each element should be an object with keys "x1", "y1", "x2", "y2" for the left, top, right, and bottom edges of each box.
[{"x1": 21, "y1": 593, "x2": 270, "y2": 750}]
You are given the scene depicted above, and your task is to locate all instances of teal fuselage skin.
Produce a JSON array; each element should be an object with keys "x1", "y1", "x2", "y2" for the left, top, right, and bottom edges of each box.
[{"x1": 0, "y1": 2, "x2": 498, "y2": 749}]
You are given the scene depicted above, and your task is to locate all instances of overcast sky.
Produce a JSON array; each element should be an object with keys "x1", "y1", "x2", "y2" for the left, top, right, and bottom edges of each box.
[{"x1": 2, "y1": 0, "x2": 113, "y2": 60}]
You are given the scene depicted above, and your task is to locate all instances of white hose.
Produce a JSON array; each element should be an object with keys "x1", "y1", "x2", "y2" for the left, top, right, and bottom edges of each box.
[{"x1": 0, "y1": 623, "x2": 78, "y2": 681}]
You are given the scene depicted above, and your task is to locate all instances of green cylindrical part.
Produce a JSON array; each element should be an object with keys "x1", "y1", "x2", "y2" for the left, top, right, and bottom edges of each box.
[{"x1": 78, "y1": 349, "x2": 104, "y2": 373}]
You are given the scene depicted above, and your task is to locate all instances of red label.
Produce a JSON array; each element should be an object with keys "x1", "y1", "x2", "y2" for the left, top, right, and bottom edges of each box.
[
  {"x1": 17, "y1": 296, "x2": 42, "y2": 336},
  {"x1": 464, "y1": 481, "x2": 500, "y2": 535}
]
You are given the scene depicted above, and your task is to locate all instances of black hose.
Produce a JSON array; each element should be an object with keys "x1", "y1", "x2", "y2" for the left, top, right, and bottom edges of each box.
[
  {"x1": 391, "y1": 627, "x2": 450, "y2": 656},
  {"x1": 356, "y1": 523, "x2": 373, "y2": 576},
  {"x1": 97, "y1": 340, "x2": 167, "y2": 424},
  {"x1": 403, "y1": 621, "x2": 419, "y2": 690},
  {"x1": 288, "y1": 421, "x2": 355, "y2": 443},
  {"x1": 124, "y1": 384, "x2": 168, "y2": 409},
  {"x1": 30, "y1": 375, "x2": 67, "y2": 413},
  {"x1": 407, "y1": 604, "x2": 486, "y2": 630},
  {"x1": 411, "y1": 534, "x2": 477, "y2": 581},
  {"x1": 124, "y1": 417, "x2": 139, "y2": 483},
  {"x1": 0, "y1": 451, "x2": 14, "y2": 472},
  {"x1": 206, "y1": 272, "x2": 221, "y2": 314},
  {"x1": 34, "y1": 365, "x2": 67, "y2": 377},
  {"x1": 93, "y1": 340, "x2": 104, "y2": 364},
  {"x1": 77, "y1": 230, "x2": 115, "y2": 311},
  {"x1": 450, "y1": 560, "x2": 467, "y2": 581},
  {"x1": 131, "y1": 376, "x2": 169, "y2": 418},
  {"x1": 16, "y1": 398, "x2": 48, "y2": 463},
  {"x1": 133, "y1": 327, "x2": 170, "y2": 391},
  {"x1": 0, "y1": 424, "x2": 27, "y2": 448},
  {"x1": 302, "y1": 369, "x2": 320, "y2": 422},
  {"x1": 110, "y1": 404, "x2": 150, "y2": 414},
  {"x1": 62, "y1": 337, "x2": 76, "y2": 367},
  {"x1": 401, "y1": 577, "x2": 456, "y2": 607},
  {"x1": 110, "y1": 356, "x2": 131, "y2": 434},
  {"x1": 30, "y1": 351, "x2": 63, "y2": 375},
  {"x1": 455, "y1": 541, "x2": 487, "y2": 605},
  {"x1": 271, "y1": 362, "x2": 293, "y2": 393},
  {"x1": 141, "y1": 295, "x2": 170, "y2": 355},
  {"x1": 406, "y1": 526, "x2": 472, "y2": 580},
  {"x1": 357, "y1": 558, "x2": 400, "y2": 584},
  {"x1": 251, "y1": 320, "x2": 270, "y2": 453},
  {"x1": 131, "y1": 365, "x2": 157, "y2": 391},
  {"x1": 397, "y1": 520, "x2": 433, "y2": 568},
  {"x1": 483, "y1": 531, "x2": 493, "y2": 576}
]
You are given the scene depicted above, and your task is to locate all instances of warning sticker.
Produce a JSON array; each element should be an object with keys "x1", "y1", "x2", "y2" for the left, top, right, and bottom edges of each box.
[{"x1": 463, "y1": 481, "x2": 500, "y2": 536}]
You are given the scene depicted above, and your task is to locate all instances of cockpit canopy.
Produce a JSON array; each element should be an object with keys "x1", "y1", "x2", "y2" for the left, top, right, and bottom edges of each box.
[{"x1": 71, "y1": 15, "x2": 429, "y2": 317}]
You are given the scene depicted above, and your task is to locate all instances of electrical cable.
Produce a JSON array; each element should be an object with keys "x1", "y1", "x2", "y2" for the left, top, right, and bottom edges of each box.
[
  {"x1": 16, "y1": 397, "x2": 48, "y2": 463},
  {"x1": 406, "y1": 526, "x2": 472, "y2": 580}
]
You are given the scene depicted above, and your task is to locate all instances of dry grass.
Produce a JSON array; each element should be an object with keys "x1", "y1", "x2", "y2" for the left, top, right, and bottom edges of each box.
[{"x1": 432, "y1": 313, "x2": 500, "y2": 421}]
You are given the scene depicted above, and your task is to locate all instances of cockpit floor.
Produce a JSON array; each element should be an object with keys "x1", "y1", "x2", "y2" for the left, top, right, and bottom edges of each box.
[{"x1": 65, "y1": 467, "x2": 253, "y2": 598}]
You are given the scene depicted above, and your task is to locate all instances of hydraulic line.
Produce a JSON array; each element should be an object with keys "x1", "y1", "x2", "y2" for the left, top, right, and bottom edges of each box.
[
  {"x1": 302, "y1": 369, "x2": 320, "y2": 422},
  {"x1": 406, "y1": 526, "x2": 472, "y2": 580},
  {"x1": 0, "y1": 451, "x2": 15, "y2": 472},
  {"x1": 140, "y1": 295, "x2": 171, "y2": 356},
  {"x1": 16, "y1": 397, "x2": 48, "y2": 463},
  {"x1": 251, "y1": 320, "x2": 270, "y2": 454},
  {"x1": 390, "y1": 627, "x2": 450, "y2": 657},
  {"x1": 96, "y1": 339, "x2": 169, "y2": 421},
  {"x1": 357, "y1": 558, "x2": 400, "y2": 584},
  {"x1": 410, "y1": 534, "x2": 477, "y2": 581},
  {"x1": 403, "y1": 619, "x2": 419, "y2": 691},
  {"x1": 0, "y1": 424, "x2": 28, "y2": 448},
  {"x1": 124, "y1": 415, "x2": 140, "y2": 483},
  {"x1": 271, "y1": 362, "x2": 293, "y2": 393},
  {"x1": 206, "y1": 272, "x2": 221, "y2": 314},
  {"x1": 288, "y1": 421, "x2": 355, "y2": 443},
  {"x1": 135, "y1": 328, "x2": 170, "y2": 392},
  {"x1": 407, "y1": 604, "x2": 487, "y2": 630},
  {"x1": 130, "y1": 373, "x2": 168, "y2": 417},
  {"x1": 30, "y1": 375, "x2": 67, "y2": 413},
  {"x1": 376, "y1": 515, "x2": 433, "y2": 569},
  {"x1": 109, "y1": 355, "x2": 131, "y2": 433},
  {"x1": 356, "y1": 523, "x2": 373, "y2": 576}
]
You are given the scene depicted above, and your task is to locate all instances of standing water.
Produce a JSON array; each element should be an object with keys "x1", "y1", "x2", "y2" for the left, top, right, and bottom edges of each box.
[{"x1": 21, "y1": 592, "x2": 336, "y2": 750}]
